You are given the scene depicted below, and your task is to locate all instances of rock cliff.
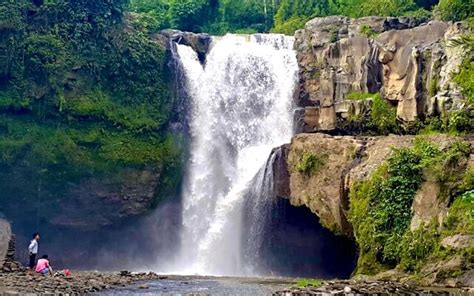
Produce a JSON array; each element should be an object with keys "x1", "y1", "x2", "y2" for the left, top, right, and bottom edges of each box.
[
  {"x1": 274, "y1": 132, "x2": 473, "y2": 286},
  {"x1": 294, "y1": 16, "x2": 468, "y2": 132},
  {"x1": 0, "y1": 219, "x2": 11, "y2": 269}
]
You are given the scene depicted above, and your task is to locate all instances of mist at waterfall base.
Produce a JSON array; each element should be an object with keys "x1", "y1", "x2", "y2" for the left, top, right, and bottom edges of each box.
[{"x1": 159, "y1": 34, "x2": 356, "y2": 278}]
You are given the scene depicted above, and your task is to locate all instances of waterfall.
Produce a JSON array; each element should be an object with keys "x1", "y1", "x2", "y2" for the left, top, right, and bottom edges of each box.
[
  {"x1": 174, "y1": 34, "x2": 298, "y2": 276},
  {"x1": 242, "y1": 147, "x2": 284, "y2": 275}
]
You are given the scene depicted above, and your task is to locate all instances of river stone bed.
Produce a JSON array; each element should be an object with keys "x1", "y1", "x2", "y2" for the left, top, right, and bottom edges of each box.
[
  {"x1": 274, "y1": 280, "x2": 474, "y2": 295},
  {"x1": 1, "y1": 272, "x2": 473, "y2": 295},
  {"x1": 0, "y1": 270, "x2": 164, "y2": 295}
]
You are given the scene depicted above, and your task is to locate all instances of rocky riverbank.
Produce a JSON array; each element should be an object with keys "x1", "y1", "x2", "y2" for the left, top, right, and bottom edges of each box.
[
  {"x1": 0, "y1": 270, "x2": 166, "y2": 295},
  {"x1": 274, "y1": 280, "x2": 474, "y2": 295}
]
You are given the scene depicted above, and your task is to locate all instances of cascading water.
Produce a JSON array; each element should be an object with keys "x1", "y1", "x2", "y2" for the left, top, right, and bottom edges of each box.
[{"x1": 173, "y1": 34, "x2": 298, "y2": 276}]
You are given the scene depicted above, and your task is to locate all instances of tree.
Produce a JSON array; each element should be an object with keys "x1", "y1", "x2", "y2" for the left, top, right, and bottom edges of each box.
[{"x1": 435, "y1": 0, "x2": 473, "y2": 21}]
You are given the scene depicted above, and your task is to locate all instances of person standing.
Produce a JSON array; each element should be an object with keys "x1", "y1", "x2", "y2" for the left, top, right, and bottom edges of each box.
[{"x1": 28, "y1": 233, "x2": 40, "y2": 271}]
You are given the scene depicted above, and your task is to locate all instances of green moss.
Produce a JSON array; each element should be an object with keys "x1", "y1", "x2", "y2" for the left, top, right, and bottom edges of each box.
[
  {"x1": 349, "y1": 139, "x2": 472, "y2": 276},
  {"x1": 399, "y1": 221, "x2": 440, "y2": 272},
  {"x1": 0, "y1": 0, "x2": 183, "y2": 219},
  {"x1": 359, "y1": 25, "x2": 378, "y2": 39},
  {"x1": 444, "y1": 190, "x2": 474, "y2": 234},
  {"x1": 344, "y1": 92, "x2": 398, "y2": 134},
  {"x1": 345, "y1": 92, "x2": 378, "y2": 101},
  {"x1": 271, "y1": 16, "x2": 307, "y2": 35},
  {"x1": 296, "y1": 152, "x2": 328, "y2": 177},
  {"x1": 369, "y1": 94, "x2": 398, "y2": 135},
  {"x1": 428, "y1": 76, "x2": 439, "y2": 98},
  {"x1": 461, "y1": 167, "x2": 474, "y2": 192},
  {"x1": 295, "y1": 278, "x2": 323, "y2": 288}
]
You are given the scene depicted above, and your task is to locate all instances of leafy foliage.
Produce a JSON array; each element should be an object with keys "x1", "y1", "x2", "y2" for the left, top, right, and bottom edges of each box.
[
  {"x1": 349, "y1": 139, "x2": 472, "y2": 274},
  {"x1": 345, "y1": 92, "x2": 378, "y2": 101},
  {"x1": 0, "y1": 0, "x2": 183, "y2": 216},
  {"x1": 369, "y1": 94, "x2": 399, "y2": 135},
  {"x1": 399, "y1": 221, "x2": 439, "y2": 272},
  {"x1": 127, "y1": 0, "x2": 276, "y2": 34},
  {"x1": 296, "y1": 152, "x2": 328, "y2": 177},
  {"x1": 449, "y1": 33, "x2": 474, "y2": 104},
  {"x1": 125, "y1": 0, "x2": 461, "y2": 36},
  {"x1": 435, "y1": 0, "x2": 473, "y2": 21},
  {"x1": 359, "y1": 25, "x2": 379, "y2": 39}
]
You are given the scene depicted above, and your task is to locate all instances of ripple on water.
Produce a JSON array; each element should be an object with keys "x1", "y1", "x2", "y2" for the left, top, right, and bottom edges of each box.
[{"x1": 95, "y1": 276, "x2": 293, "y2": 296}]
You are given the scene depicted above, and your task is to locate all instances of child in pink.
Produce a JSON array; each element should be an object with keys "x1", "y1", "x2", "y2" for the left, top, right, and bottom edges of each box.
[{"x1": 35, "y1": 255, "x2": 53, "y2": 276}]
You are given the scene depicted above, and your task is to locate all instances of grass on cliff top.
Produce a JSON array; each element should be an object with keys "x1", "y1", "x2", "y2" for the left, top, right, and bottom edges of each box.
[{"x1": 345, "y1": 92, "x2": 378, "y2": 101}]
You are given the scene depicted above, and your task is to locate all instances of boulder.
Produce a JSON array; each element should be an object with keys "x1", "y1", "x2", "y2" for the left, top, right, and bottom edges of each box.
[
  {"x1": 410, "y1": 181, "x2": 447, "y2": 231},
  {"x1": 441, "y1": 234, "x2": 474, "y2": 249},
  {"x1": 157, "y1": 29, "x2": 211, "y2": 63}
]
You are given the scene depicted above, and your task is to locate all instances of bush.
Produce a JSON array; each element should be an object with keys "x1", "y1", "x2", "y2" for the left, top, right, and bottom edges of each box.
[
  {"x1": 359, "y1": 25, "x2": 379, "y2": 38},
  {"x1": 444, "y1": 190, "x2": 474, "y2": 234},
  {"x1": 349, "y1": 139, "x2": 473, "y2": 274},
  {"x1": 399, "y1": 222, "x2": 439, "y2": 272},
  {"x1": 349, "y1": 147, "x2": 423, "y2": 272},
  {"x1": 345, "y1": 92, "x2": 378, "y2": 100},
  {"x1": 435, "y1": 0, "x2": 473, "y2": 21},
  {"x1": 296, "y1": 152, "x2": 328, "y2": 177},
  {"x1": 369, "y1": 94, "x2": 399, "y2": 134},
  {"x1": 453, "y1": 58, "x2": 474, "y2": 104},
  {"x1": 0, "y1": 0, "x2": 184, "y2": 222}
]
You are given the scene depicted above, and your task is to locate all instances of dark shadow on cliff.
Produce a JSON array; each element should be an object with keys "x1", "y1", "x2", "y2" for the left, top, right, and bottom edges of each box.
[
  {"x1": 243, "y1": 197, "x2": 357, "y2": 279},
  {"x1": 10, "y1": 198, "x2": 182, "y2": 271}
]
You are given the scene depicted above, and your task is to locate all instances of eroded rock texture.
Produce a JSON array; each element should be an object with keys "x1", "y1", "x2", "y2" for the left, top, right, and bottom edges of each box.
[
  {"x1": 0, "y1": 219, "x2": 11, "y2": 268},
  {"x1": 294, "y1": 16, "x2": 467, "y2": 131},
  {"x1": 275, "y1": 133, "x2": 472, "y2": 236},
  {"x1": 51, "y1": 169, "x2": 161, "y2": 230}
]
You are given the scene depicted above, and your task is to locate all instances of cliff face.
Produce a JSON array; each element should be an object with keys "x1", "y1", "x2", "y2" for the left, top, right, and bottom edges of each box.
[
  {"x1": 0, "y1": 220, "x2": 11, "y2": 269},
  {"x1": 294, "y1": 16, "x2": 467, "y2": 132},
  {"x1": 275, "y1": 133, "x2": 473, "y2": 285}
]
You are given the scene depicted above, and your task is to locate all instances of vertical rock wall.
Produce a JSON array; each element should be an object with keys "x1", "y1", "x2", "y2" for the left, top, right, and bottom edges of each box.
[{"x1": 294, "y1": 16, "x2": 467, "y2": 131}]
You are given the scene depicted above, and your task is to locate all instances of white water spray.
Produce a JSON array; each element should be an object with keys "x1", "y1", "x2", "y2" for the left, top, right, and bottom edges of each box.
[{"x1": 174, "y1": 34, "x2": 297, "y2": 276}]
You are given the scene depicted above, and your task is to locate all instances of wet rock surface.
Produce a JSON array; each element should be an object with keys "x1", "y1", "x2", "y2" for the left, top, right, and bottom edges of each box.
[
  {"x1": 273, "y1": 280, "x2": 473, "y2": 295},
  {"x1": 0, "y1": 270, "x2": 165, "y2": 295}
]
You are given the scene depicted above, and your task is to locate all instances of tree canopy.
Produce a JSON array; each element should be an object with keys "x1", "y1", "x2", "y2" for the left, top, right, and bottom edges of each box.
[{"x1": 126, "y1": 0, "x2": 472, "y2": 35}]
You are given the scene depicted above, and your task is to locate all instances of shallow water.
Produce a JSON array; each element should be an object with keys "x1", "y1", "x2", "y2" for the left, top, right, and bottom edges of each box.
[{"x1": 95, "y1": 276, "x2": 293, "y2": 296}]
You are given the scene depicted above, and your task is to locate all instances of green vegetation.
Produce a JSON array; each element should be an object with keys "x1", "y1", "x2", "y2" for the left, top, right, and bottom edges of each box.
[
  {"x1": 272, "y1": 0, "x2": 433, "y2": 35},
  {"x1": 296, "y1": 152, "x2": 328, "y2": 177},
  {"x1": 435, "y1": 0, "x2": 473, "y2": 21},
  {"x1": 450, "y1": 33, "x2": 474, "y2": 104},
  {"x1": 359, "y1": 25, "x2": 379, "y2": 39},
  {"x1": 345, "y1": 92, "x2": 378, "y2": 101},
  {"x1": 369, "y1": 94, "x2": 399, "y2": 135},
  {"x1": 345, "y1": 92, "x2": 398, "y2": 135},
  {"x1": 295, "y1": 278, "x2": 323, "y2": 288},
  {"x1": 349, "y1": 139, "x2": 473, "y2": 275},
  {"x1": 124, "y1": 0, "x2": 474, "y2": 36},
  {"x1": 127, "y1": 0, "x2": 277, "y2": 34},
  {"x1": 0, "y1": 0, "x2": 184, "y2": 221}
]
